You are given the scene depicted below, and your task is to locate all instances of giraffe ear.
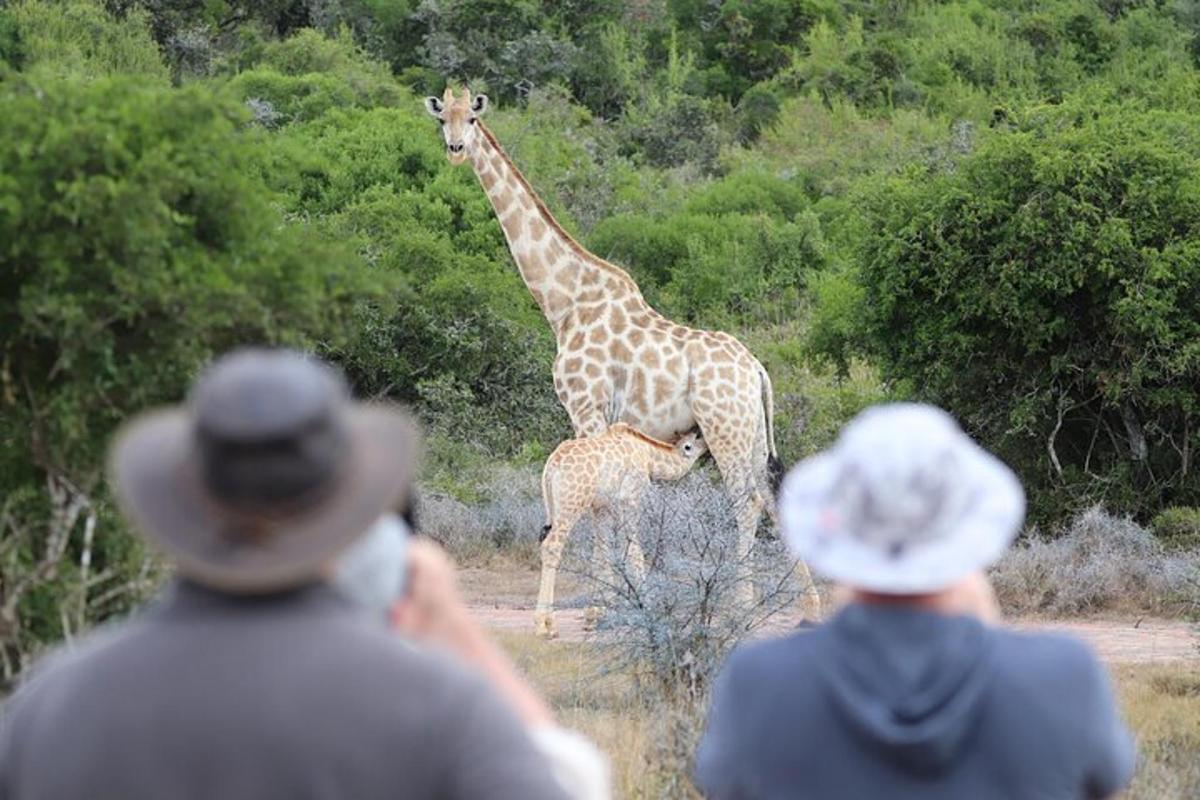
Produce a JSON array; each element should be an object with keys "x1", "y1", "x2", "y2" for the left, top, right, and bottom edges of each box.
[
  {"x1": 424, "y1": 96, "x2": 444, "y2": 117},
  {"x1": 471, "y1": 94, "x2": 489, "y2": 115}
]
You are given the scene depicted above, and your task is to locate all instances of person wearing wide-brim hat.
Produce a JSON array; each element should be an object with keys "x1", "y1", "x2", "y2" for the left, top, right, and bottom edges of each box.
[
  {"x1": 0, "y1": 348, "x2": 569, "y2": 800},
  {"x1": 695, "y1": 403, "x2": 1136, "y2": 800}
]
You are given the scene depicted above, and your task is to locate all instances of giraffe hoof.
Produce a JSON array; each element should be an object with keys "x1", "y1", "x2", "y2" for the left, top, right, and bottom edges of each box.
[
  {"x1": 533, "y1": 613, "x2": 558, "y2": 640},
  {"x1": 802, "y1": 592, "x2": 823, "y2": 623}
]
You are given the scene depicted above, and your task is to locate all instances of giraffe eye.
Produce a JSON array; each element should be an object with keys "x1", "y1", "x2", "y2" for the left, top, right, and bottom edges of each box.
[{"x1": 468, "y1": 117, "x2": 477, "y2": 125}]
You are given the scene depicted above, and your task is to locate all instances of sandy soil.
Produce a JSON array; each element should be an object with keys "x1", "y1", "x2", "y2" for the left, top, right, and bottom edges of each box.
[{"x1": 462, "y1": 561, "x2": 1200, "y2": 664}]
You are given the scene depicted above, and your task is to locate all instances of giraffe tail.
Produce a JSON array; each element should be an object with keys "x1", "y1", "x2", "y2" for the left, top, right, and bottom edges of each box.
[
  {"x1": 759, "y1": 367, "x2": 784, "y2": 495},
  {"x1": 768, "y1": 454, "x2": 785, "y2": 496},
  {"x1": 540, "y1": 460, "x2": 557, "y2": 544}
]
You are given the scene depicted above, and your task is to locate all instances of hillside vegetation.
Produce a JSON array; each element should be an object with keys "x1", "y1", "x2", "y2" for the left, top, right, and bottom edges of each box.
[{"x1": 2, "y1": 0, "x2": 1199, "y2": 678}]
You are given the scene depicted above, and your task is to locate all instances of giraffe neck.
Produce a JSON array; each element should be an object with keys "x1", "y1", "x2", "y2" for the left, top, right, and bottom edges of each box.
[
  {"x1": 645, "y1": 447, "x2": 691, "y2": 481},
  {"x1": 470, "y1": 124, "x2": 650, "y2": 338}
]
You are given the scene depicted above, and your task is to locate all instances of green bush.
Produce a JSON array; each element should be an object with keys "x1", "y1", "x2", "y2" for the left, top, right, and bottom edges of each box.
[
  {"x1": 7, "y1": 0, "x2": 167, "y2": 81},
  {"x1": 224, "y1": 28, "x2": 404, "y2": 123},
  {"x1": 587, "y1": 171, "x2": 824, "y2": 323},
  {"x1": 735, "y1": 82, "x2": 782, "y2": 142},
  {"x1": 1150, "y1": 507, "x2": 1200, "y2": 552},
  {"x1": 841, "y1": 99, "x2": 1200, "y2": 521},
  {"x1": 0, "y1": 74, "x2": 378, "y2": 680},
  {"x1": 0, "y1": 8, "x2": 22, "y2": 69},
  {"x1": 254, "y1": 100, "x2": 567, "y2": 456}
]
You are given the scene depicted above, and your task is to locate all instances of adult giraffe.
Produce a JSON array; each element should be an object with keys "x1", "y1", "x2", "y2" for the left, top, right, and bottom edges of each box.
[{"x1": 425, "y1": 87, "x2": 819, "y2": 618}]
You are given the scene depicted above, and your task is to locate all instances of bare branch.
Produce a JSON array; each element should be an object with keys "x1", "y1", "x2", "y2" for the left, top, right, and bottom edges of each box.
[
  {"x1": 1048, "y1": 393, "x2": 1066, "y2": 480},
  {"x1": 1122, "y1": 400, "x2": 1148, "y2": 462}
]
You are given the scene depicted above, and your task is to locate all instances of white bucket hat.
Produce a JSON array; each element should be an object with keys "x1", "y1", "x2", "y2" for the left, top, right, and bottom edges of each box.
[{"x1": 778, "y1": 403, "x2": 1025, "y2": 594}]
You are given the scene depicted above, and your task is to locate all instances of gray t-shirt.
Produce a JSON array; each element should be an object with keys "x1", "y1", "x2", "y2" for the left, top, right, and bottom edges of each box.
[
  {"x1": 696, "y1": 604, "x2": 1135, "y2": 799},
  {"x1": 0, "y1": 580, "x2": 568, "y2": 800}
]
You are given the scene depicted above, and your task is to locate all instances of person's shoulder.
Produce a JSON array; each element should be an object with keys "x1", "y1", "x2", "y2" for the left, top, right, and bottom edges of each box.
[
  {"x1": 720, "y1": 625, "x2": 828, "y2": 689},
  {"x1": 2, "y1": 616, "x2": 146, "y2": 721},
  {"x1": 320, "y1": 613, "x2": 482, "y2": 688},
  {"x1": 987, "y1": 625, "x2": 1110, "y2": 700},
  {"x1": 990, "y1": 625, "x2": 1102, "y2": 672}
]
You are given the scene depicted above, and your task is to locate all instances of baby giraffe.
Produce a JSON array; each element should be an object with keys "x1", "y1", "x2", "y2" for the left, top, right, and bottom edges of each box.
[{"x1": 535, "y1": 423, "x2": 707, "y2": 638}]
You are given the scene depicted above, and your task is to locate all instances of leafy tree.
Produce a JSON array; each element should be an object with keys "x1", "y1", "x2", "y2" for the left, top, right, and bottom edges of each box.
[
  {"x1": 6, "y1": 0, "x2": 167, "y2": 80},
  {"x1": 0, "y1": 74, "x2": 378, "y2": 682},
  {"x1": 587, "y1": 172, "x2": 825, "y2": 323},
  {"x1": 842, "y1": 100, "x2": 1200, "y2": 521},
  {"x1": 226, "y1": 28, "x2": 402, "y2": 123}
]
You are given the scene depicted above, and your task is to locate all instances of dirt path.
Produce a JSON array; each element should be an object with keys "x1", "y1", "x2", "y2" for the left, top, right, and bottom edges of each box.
[
  {"x1": 471, "y1": 605, "x2": 1197, "y2": 664},
  {"x1": 461, "y1": 564, "x2": 1198, "y2": 664}
]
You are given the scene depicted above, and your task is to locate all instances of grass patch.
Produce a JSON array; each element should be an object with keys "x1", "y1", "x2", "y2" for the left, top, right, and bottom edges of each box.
[
  {"x1": 1115, "y1": 664, "x2": 1200, "y2": 799},
  {"x1": 499, "y1": 633, "x2": 1200, "y2": 799}
]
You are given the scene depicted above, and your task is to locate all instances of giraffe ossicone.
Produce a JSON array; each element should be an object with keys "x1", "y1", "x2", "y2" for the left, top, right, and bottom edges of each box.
[{"x1": 425, "y1": 87, "x2": 821, "y2": 622}]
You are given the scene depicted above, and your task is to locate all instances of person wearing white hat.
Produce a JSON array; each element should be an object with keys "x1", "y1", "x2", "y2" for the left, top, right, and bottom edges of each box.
[{"x1": 695, "y1": 403, "x2": 1135, "y2": 799}]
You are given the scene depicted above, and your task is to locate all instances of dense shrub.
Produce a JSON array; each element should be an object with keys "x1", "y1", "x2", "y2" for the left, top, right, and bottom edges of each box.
[
  {"x1": 842, "y1": 100, "x2": 1200, "y2": 521},
  {"x1": 1151, "y1": 507, "x2": 1200, "y2": 553},
  {"x1": 6, "y1": 0, "x2": 167, "y2": 80},
  {"x1": 226, "y1": 29, "x2": 403, "y2": 122},
  {"x1": 416, "y1": 465, "x2": 544, "y2": 563},
  {"x1": 990, "y1": 508, "x2": 1199, "y2": 616},
  {"x1": 0, "y1": 74, "x2": 377, "y2": 684},
  {"x1": 586, "y1": 171, "x2": 825, "y2": 323},
  {"x1": 578, "y1": 471, "x2": 810, "y2": 796}
]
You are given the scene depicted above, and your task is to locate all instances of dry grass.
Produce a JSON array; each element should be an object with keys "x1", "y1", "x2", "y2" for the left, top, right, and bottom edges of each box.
[
  {"x1": 496, "y1": 632, "x2": 665, "y2": 798},
  {"x1": 498, "y1": 632, "x2": 1200, "y2": 800},
  {"x1": 990, "y1": 507, "x2": 1199, "y2": 618},
  {"x1": 1115, "y1": 664, "x2": 1200, "y2": 799}
]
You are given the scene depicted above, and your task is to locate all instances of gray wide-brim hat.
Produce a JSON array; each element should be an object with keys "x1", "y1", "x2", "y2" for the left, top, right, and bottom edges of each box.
[
  {"x1": 778, "y1": 403, "x2": 1025, "y2": 594},
  {"x1": 109, "y1": 349, "x2": 418, "y2": 594}
]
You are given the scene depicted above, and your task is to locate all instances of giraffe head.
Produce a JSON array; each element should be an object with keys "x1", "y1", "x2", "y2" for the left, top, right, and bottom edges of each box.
[
  {"x1": 424, "y1": 87, "x2": 489, "y2": 166},
  {"x1": 645, "y1": 427, "x2": 707, "y2": 482},
  {"x1": 675, "y1": 429, "x2": 708, "y2": 463}
]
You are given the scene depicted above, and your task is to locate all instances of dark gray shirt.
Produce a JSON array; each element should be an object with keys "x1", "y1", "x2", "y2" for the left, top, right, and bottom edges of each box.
[
  {"x1": 0, "y1": 580, "x2": 568, "y2": 800},
  {"x1": 696, "y1": 604, "x2": 1136, "y2": 800}
]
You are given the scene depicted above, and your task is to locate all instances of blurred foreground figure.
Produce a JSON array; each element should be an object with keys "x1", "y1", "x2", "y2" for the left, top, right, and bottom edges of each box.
[
  {"x1": 0, "y1": 349, "x2": 568, "y2": 800},
  {"x1": 696, "y1": 403, "x2": 1135, "y2": 800},
  {"x1": 332, "y1": 513, "x2": 611, "y2": 800}
]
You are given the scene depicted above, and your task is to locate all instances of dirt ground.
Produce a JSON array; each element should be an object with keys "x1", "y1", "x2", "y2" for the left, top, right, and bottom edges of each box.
[{"x1": 462, "y1": 560, "x2": 1200, "y2": 664}]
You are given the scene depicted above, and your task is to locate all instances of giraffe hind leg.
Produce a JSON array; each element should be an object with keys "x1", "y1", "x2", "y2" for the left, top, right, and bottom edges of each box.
[{"x1": 535, "y1": 517, "x2": 576, "y2": 639}]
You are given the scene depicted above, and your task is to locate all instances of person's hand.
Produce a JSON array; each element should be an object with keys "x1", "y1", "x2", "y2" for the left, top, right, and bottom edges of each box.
[
  {"x1": 391, "y1": 538, "x2": 556, "y2": 728},
  {"x1": 390, "y1": 539, "x2": 477, "y2": 650}
]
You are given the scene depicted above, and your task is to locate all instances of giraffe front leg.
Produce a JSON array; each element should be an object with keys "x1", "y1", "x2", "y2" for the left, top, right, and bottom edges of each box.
[
  {"x1": 618, "y1": 498, "x2": 647, "y2": 582},
  {"x1": 731, "y1": 488, "x2": 764, "y2": 613},
  {"x1": 554, "y1": 360, "x2": 612, "y2": 439},
  {"x1": 763, "y1": 479, "x2": 822, "y2": 621},
  {"x1": 793, "y1": 558, "x2": 822, "y2": 623},
  {"x1": 570, "y1": 408, "x2": 610, "y2": 439}
]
